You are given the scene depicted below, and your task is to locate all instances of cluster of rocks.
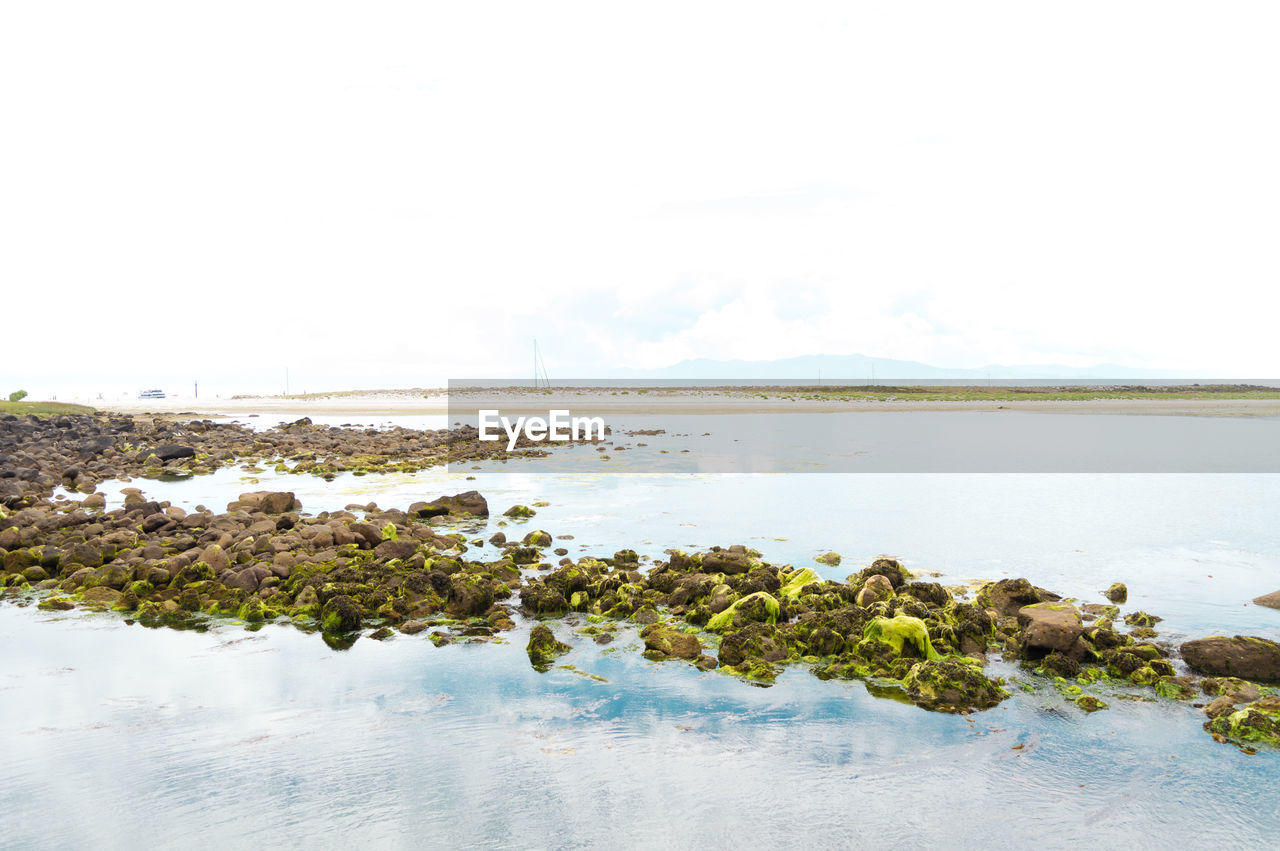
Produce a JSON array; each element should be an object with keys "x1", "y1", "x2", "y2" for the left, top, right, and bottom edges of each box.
[
  {"x1": 2, "y1": 411, "x2": 1278, "y2": 750},
  {"x1": 5, "y1": 476, "x2": 1279, "y2": 747},
  {"x1": 0, "y1": 412, "x2": 558, "y2": 507}
]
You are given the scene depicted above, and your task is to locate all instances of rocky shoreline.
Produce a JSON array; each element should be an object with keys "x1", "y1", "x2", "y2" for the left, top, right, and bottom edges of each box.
[
  {"x1": 2, "y1": 412, "x2": 1279, "y2": 752},
  {"x1": 0, "y1": 411, "x2": 556, "y2": 498}
]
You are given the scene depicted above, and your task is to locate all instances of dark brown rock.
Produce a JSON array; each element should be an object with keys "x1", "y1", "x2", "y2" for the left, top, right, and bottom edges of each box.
[
  {"x1": 1181, "y1": 636, "x2": 1280, "y2": 681},
  {"x1": 1253, "y1": 591, "x2": 1280, "y2": 610},
  {"x1": 1017, "y1": 603, "x2": 1084, "y2": 656}
]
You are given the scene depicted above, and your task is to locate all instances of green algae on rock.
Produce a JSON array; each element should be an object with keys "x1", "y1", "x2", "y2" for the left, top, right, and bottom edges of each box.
[
  {"x1": 862, "y1": 615, "x2": 942, "y2": 661},
  {"x1": 640, "y1": 622, "x2": 703, "y2": 660},
  {"x1": 706, "y1": 591, "x2": 781, "y2": 632},
  {"x1": 777, "y1": 567, "x2": 821, "y2": 601},
  {"x1": 526, "y1": 623, "x2": 570, "y2": 671},
  {"x1": 320, "y1": 595, "x2": 362, "y2": 633},
  {"x1": 902, "y1": 658, "x2": 1008, "y2": 713},
  {"x1": 1204, "y1": 696, "x2": 1280, "y2": 747}
]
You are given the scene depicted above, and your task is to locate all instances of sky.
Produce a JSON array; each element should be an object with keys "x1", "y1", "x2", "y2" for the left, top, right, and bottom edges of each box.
[{"x1": 3, "y1": 2, "x2": 1279, "y2": 399}]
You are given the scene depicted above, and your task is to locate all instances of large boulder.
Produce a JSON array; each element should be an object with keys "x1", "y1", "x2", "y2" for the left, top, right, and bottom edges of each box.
[
  {"x1": 146, "y1": 444, "x2": 195, "y2": 462},
  {"x1": 1254, "y1": 591, "x2": 1280, "y2": 610},
  {"x1": 228, "y1": 491, "x2": 299, "y2": 514},
  {"x1": 1017, "y1": 603, "x2": 1084, "y2": 656},
  {"x1": 855, "y1": 574, "x2": 895, "y2": 607},
  {"x1": 1181, "y1": 636, "x2": 1280, "y2": 681},
  {"x1": 410, "y1": 491, "x2": 489, "y2": 518}
]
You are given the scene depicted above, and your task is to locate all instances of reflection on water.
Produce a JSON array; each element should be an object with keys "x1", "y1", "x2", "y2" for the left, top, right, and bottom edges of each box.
[{"x1": 4, "y1": 603, "x2": 1279, "y2": 847}]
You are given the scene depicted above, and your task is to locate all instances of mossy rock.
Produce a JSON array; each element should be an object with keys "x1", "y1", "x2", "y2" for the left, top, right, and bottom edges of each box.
[
  {"x1": 238, "y1": 597, "x2": 266, "y2": 623},
  {"x1": 521, "y1": 530, "x2": 553, "y2": 548},
  {"x1": 902, "y1": 658, "x2": 1009, "y2": 713},
  {"x1": 1034, "y1": 651, "x2": 1081, "y2": 679},
  {"x1": 527, "y1": 623, "x2": 570, "y2": 671},
  {"x1": 862, "y1": 615, "x2": 942, "y2": 661},
  {"x1": 1124, "y1": 611, "x2": 1162, "y2": 628},
  {"x1": 777, "y1": 567, "x2": 820, "y2": 601},
  {"x1": 640, "y1": 623, "x2": 703, "y2": 660},
  {"x1": 720, "y1": 658, "x2": 780, "y2": 685},
  {"x1": 1205, "y1": 696, "x2": 1280, "y2": 747},
  {"x1": 1155, "y1": 676, "x2": 1197, "y2": 701},
  {"x1": 320, "y1": 594, "x2": 362, "y2": 633},
  {"x1": 706, "y1": 591, "x2": 780, "y2": 633},
  {"x1": 718, "y1": 622, "x2": 789, "y2": 667}
]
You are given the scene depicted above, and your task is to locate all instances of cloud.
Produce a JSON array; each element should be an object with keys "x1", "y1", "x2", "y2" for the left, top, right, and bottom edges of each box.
[{"x1": 3, "y1": 0, "x2": 1279, "y2": 397}]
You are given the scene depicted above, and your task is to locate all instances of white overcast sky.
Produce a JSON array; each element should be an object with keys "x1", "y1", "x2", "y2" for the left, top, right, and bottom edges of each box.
[{"x1": 2, "y1": 2, "x2": 1278, "y2": 397}]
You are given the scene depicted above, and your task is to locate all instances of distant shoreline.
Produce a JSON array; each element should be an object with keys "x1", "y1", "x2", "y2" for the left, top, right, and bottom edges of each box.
[{"x1": 91, "y1": 385, "x2": 1280, "y2": 419}]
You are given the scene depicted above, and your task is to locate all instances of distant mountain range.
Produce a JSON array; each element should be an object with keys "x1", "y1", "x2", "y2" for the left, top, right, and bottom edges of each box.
[{"x1": 602, "y1": 354, "x2": 1191, "y2": 382}]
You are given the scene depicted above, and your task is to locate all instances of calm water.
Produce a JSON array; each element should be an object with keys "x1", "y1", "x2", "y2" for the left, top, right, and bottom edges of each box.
[{"x1": 12, "y1": 413, "x2": 1280, "y2": 847}]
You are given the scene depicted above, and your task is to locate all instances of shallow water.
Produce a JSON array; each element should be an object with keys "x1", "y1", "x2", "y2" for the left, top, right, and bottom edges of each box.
[
  {"x1": 4, "y1": 600, "x2": 1279, "y2": 848},
  {"x1": 15, "y1": 414, "x2": 1280, "y2": 846}
]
